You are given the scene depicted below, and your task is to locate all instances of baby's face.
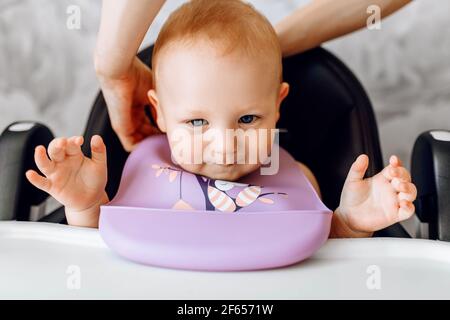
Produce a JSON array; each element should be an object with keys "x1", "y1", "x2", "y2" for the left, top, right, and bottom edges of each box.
[{"x1": 149, "y1": 40, "x2": 289, "y2": 181}]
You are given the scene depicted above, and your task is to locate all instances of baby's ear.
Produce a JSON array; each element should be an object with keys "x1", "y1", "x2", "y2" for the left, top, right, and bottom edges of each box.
[
  {"x1": 276, "y1": 82, "x2": 290, "y2": 121},
  {"x1": 147, "y1": 89, "x2": 167, "y2": 133},
  {"x1": 278, "y1": 82, "x2": 290, "y2": 104}
]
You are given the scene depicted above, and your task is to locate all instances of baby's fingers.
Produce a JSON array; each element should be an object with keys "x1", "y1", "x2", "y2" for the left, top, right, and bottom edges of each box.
[
  {"x1": 390, "y1": 166, "x2": 411, "y2": 182},
  {"x1": 382, "y1": 164, "x2": 411, "y2": 182},
  {"x1": 48, "y1": 138, "x2": 67, "y2": 162},
  {"x1": 392, "y1": 178, "x2": 417, "y2": 202},
  {"x1": 25, "y1": 170, "x2": 51, "y2": 193},
  {"x1": 389, "y1": 155, "x2": 403, "y2": 167},
  {"x1": 34, "y1": 145, "x2": 54, "y2": 176},
  {"x1": 398, "y1": 199, "x2": 415, "y2": 221},
  {"x1": 90, "y1": 135, "x2": 107, "y2": 165},
  {"x1": 65, "y1": 136, "x2": 84, "y2": 156}
]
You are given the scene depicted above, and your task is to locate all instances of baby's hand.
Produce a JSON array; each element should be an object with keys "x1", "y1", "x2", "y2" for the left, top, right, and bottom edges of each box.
[
  {"x1": 25, "y1": 135, "x2": 108, "y2": 226},
  {"x1": 335, "y1": 154, "x2": 417, "y2": 237}
]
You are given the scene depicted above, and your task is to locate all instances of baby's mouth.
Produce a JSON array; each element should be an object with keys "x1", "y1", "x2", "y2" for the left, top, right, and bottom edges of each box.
[
  {"x1": 206, "y1": 153, "x2": 238, "y2": 165},
  {"x1": 206, "y1": 163, "x2": 236, "y2": 173}
]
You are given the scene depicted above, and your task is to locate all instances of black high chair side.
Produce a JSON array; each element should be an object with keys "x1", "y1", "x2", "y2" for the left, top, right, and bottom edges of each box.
[{"x1": 1, "y1": 46, "x2": 449, "y2": 240}]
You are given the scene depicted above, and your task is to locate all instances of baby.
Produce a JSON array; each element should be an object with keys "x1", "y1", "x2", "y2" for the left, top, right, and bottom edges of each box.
[{"x1": 25, "y1": 0, "x2": 416, "y2": 237}]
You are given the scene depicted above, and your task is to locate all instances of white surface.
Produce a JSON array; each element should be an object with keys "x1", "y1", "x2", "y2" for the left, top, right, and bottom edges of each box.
[
  {"x1": 430, "y1": 130, "x2": 450, "y2": 142},
  {"x1": 1, "y1": 221, "x2": 450, "y2": 299},
  {"x1": 7, "y1": 122, "x2": 35, "y2": 132}
]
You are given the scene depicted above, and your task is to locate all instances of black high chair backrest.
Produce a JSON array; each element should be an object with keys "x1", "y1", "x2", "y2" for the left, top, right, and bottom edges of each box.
[{"x1": 73, "y1": 46, "x2": 408, "y2": 237}]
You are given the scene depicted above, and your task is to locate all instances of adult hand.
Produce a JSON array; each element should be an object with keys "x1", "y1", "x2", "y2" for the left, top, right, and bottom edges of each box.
[{"x1": 96, "y1": 56, "x2": 161, "y2": 152}]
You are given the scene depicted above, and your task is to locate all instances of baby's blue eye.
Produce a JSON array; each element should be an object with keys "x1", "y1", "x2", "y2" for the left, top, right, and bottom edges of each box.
[
  {"x1": 239, "y1": 115, "x2": 257, "y2": 124},
  {"x1": 190, "y1": 119, "x2": 208, "y2": 127}
]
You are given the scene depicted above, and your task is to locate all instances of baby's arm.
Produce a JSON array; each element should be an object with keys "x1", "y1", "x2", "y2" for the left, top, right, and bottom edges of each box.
[
  {"x1": 297, "y1": 162, "x2": 359, "y2": 237},
  {"x1": 296, "y1": 162, "x2": 321, "y2": 198},
  {"x1": 25, "y1": 135, "x2": 109, "y2": 228}
]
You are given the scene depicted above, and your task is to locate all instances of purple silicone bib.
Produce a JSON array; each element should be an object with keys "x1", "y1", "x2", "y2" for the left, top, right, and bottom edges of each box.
[{"x1": 99, "y1": 134, "x2": 332, "y2": 271}]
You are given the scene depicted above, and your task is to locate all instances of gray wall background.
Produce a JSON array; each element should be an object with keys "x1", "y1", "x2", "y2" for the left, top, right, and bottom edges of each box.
[{"x1": 1, "y1": 0, "x2": 449, "y2": 170}]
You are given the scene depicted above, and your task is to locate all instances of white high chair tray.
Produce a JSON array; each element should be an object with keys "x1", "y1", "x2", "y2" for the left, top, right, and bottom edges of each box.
[{"x1": 1, "y1": 221, "x2": 449, "y2": 299}]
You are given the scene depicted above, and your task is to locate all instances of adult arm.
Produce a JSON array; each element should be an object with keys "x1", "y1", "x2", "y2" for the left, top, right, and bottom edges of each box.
[
  {"x1": 275, "y1": 0, "x2": 412, "y2": 57},
  {"x1": 94, "y1": 0, "x2": 165, "y2": 77},
  {"x1": 94, "y1": 0, "x2": 166, "y2": 151}
]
